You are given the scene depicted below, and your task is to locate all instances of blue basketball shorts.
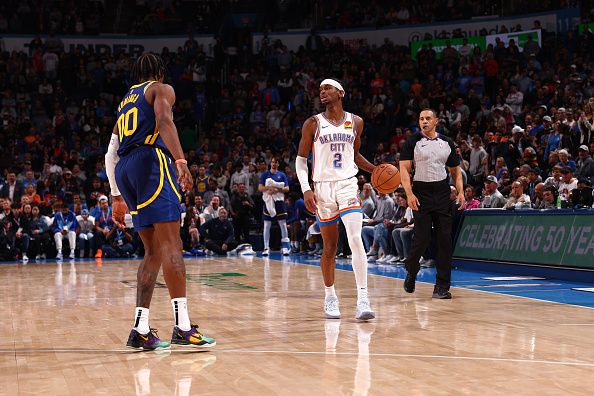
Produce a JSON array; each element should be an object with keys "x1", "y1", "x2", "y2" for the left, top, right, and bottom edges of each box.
[
  {"x1": 115, "y1": 146, "x2": 182, "y2": 231},
  {"x1": 263, "y1": 201, "x2": 288, "y2": 221}
]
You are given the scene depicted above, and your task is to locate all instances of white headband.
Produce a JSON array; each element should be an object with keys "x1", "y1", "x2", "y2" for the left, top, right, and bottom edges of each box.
[{"x1": 320, "y1": 79, "x2": 345, "y2": 93}]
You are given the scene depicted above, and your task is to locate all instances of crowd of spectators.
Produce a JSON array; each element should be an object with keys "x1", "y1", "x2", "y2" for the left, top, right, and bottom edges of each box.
[
  {"x1": 1, "y1": 3, "x2": 594, "y2": 261},
  {"x1": 0, "y1": 0, "x2": 579, "y2": 36}
]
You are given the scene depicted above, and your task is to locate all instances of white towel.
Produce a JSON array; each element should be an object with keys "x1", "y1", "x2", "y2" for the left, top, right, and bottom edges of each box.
[{"x1": 263, "y1": 178, "x2": 285, "y2": 217}]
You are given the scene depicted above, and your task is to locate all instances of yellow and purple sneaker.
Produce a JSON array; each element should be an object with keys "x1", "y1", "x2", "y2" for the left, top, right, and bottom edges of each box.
[
  {"x1": 126, "y1": 328, "x2": 171, "y2": 351},
  {"x1": 171, "y1": 322, "x2": 216, "y2": 348}
]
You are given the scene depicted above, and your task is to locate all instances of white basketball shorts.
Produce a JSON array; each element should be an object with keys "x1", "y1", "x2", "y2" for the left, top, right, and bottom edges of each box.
[{"x1": 314, "y1": 176, "x2": 362, "y2": 226}]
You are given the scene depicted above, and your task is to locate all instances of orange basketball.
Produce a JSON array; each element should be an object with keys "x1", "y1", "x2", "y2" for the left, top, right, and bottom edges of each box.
[{"x1": 371, "y1": 164, "x2": 401, "y2": 194}]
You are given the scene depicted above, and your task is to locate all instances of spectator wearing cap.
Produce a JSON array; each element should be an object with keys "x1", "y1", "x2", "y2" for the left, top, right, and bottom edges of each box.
[
  {"x1": 502, "y1": 126, "x2": 524, "y2": 170},
  {"x1": 557, "y1": 149, "x2": 577, "y2": 172},
  {"x1": 576, "y1": 145, "x2": 594, "y2": 184},
  {"x1": 558, "y1": 167, "x2": 578, "y2": 204},
  {"x1": 76, "y1": 208, "x2": 95, "y2": 258},
  {"x1": 480, "y1": 176, "x2": 507, "y2": 208},
  {"x1": 503, "y1": 181, "x2": 531, "y2": 209}
]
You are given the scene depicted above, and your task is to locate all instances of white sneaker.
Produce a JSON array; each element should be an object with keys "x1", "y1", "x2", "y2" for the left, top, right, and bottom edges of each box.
[
  {"x1": 378, "y1": 254, "x2": 394, "y2": 263},
  {"x1": 421, "y1": 259, "x2": 435, "y2": 268},
  {"x1": 388, "y1": 256, "x2": 400, "y2": 263},
  {"x1": 324, "y1": 296, "x2": 341, "y2": 319},
  {"x1": 262, "y1": 248, "x2": 270, "y2": 256},
  {"x1": 56, "y1": 252, "x2": 63, "y2": 261},
  {"x1": 205, "y1": 250, "x2": 214, "y2": 256},
  {"x1": 367, "y1": 255, "x2": 378, "y2": 262},
  {"x1": 22, "y1": 255, "x2": 29, "y2": 263},
  {"x1": 281, "y1": 247, "x2": 290, "y2": 256},
  {"x1": 366, "y1": 248, "x2": 378, "y2": 257},
  {"x1": 69, "y1": 250, "x2": 75, "y2": 259},
  {"x1": 356, "y1": 298, "x2": 375, "y2": 321}
]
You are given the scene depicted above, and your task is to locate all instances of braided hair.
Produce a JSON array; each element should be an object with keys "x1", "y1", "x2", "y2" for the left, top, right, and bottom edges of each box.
[{"x1": 131, "y1": 53, "x2": 167, "y2": 84}]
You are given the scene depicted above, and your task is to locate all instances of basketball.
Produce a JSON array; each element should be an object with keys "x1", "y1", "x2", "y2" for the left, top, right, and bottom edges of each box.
[{"x1": 371, "y1": 164, "x2": 401, "y2": 194}]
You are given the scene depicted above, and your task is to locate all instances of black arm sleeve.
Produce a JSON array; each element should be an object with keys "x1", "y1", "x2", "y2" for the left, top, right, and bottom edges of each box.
[
  {"x1": 400, "y1": 136, "x2": 416, "y2": 161},
  {"x1": 445, "y1": 137, "x2": 461, "y2": 167}
]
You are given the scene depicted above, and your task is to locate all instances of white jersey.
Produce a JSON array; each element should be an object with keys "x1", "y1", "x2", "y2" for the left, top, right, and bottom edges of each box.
[{"x1": 311, "y1": 111, "x2": 358, "y2": 182}]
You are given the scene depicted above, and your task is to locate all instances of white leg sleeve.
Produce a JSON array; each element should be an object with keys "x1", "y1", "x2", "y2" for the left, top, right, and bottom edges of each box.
[
  {"x1": 341, "y1": 211, "x2": 368, "y2": 291},
  {"x1": 278, "y1": 220, "x2": 289, "y2": 239},
  {"x1": 54, "y1": 233, "x2": 63, "y2": 251},
  {"x1": 263, "y1": 220, "x2": 271, "y2": 249}
]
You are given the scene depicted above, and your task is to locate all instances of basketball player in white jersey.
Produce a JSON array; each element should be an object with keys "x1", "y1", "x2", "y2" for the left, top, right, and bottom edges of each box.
[{"x1": 296, "y1": 78, "x2": 375, "y2": 320}]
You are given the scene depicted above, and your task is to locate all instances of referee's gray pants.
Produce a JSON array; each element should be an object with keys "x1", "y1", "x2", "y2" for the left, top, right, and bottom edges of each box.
[{"x1": 405, "y1": 179, "x2": 452, "y2": 288}]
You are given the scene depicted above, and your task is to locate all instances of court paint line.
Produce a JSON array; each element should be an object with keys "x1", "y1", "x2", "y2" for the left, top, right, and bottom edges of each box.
[
  {"x1": 3, "y1": 347, "x2": 594, "y2": 368},
  {"x1": 264, "y1": 257, "x2": 594, "y2": 310},
  {"x1": 447, "y1": 283, "x2": 594, "y2": 310},
  {"x1": 214, "y1": 349, "x2": 594, "y2": 367}
]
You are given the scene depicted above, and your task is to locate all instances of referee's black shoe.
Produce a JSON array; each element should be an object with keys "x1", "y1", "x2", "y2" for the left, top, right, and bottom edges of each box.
[
  {"x1": 432, "y1": 285, "x2": 452, "y2": 299},
  {"x1": 403, "y1": 272, "x2": 416, "y2": 293}
]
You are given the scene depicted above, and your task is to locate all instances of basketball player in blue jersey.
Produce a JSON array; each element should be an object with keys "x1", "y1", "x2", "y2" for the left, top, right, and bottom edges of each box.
[
  {"x1": 258, "y1": 157, "x2": 291, "y2": 256},
  {"x1": 296, "y1": 78, "x2": 376, "y2": 320},
  {"x1": 105, "y1": 53, "x2": 215, "y2": 350}
]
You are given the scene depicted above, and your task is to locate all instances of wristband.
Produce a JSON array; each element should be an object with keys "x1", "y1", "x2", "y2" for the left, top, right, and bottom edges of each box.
[{"x1": 175, "y1": 159, "x2": 187, "y2": 165}]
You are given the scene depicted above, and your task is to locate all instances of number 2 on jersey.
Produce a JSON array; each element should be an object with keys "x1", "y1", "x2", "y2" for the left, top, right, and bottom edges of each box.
[
  {"x1": 333, "y1": 153, "x2": 342, "y2": 168},
  {"x1": 117, "y1": 107, "x2": 138, "y2": 141}
]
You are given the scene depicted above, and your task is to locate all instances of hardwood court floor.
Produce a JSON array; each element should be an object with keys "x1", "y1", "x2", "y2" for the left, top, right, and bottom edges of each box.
[{"x1": 1, "y1": 256, "x2": 594, "y2": 395}]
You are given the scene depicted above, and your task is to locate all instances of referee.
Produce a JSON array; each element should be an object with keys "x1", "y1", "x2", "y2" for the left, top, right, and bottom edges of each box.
[{"x1": 399, "y1": 109, "x2": 465, "y2": 299}]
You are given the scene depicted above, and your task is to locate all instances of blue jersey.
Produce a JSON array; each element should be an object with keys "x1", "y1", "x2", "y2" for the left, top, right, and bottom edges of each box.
[
  {"x1": 259, "y1": 171, "x2": 288, "y2": 188},
  {"x1": 116, "y1": 80, "x2": 168, "y2": 157}
]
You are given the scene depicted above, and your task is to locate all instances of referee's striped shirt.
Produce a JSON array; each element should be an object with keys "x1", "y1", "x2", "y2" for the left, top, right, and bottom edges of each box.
[{"x1": 400, "y1": 133, "x2": 460, "y2": 182}]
